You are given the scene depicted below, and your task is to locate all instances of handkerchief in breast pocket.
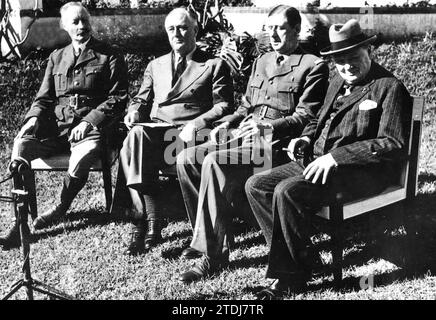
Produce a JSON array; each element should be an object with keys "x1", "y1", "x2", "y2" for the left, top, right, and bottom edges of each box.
[{"x1": 359, "y1": 99, "x2": 378, "y2": 111}]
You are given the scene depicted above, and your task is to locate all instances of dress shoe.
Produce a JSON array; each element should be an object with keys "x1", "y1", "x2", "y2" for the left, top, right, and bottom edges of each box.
[
  {"x1": 143, "y1": 219, "x2": 162, "y2": 251},
  {"x1": 181, "y1": 247, "x2": 202, "y2": 259},
  {"x1": 33, "y1": 204, "x2": 67, "y2": 230},
  {"x1": 125, "y1": 223, "x2": 146, "y2": 256},
  {"x1": 256, "y1": 276, "x2": 309, "y2": 300},
  {"x1": 178, "y1": 255, "x2": 229, "y2": 283},
  {"x1": 0, "y1": 222, "x2": 22, "y2": 250}
]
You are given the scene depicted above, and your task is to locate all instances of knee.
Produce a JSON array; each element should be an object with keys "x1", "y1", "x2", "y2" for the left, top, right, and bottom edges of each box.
[
  {"x1": 274, "y1": 178, "x2": 303, "y2": 202},
  {"x1": 176, "y1": 147, "x2": 197, "y2": 166},
  {"x1": 245, "y1": 174, "x2": 263, "y2": 198},
  {"x1": 202, "y1": 152, "x2": 220, "y2": 170}
]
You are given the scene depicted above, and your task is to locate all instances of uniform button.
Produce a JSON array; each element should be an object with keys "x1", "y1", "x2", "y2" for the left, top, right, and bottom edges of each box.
[
  {"x1": 265, "y1": 96, "x2": 270, "y2": 100},
  {"x1": 74, "y1": 81, "x2": 79, "y2": 86},
  {"x1": 269, "y1": 80, "x2": 273, "y2": 85},
  {"x1": 74, "y1": 69, "x2": 80, "y2": 74},
  {"x1": 291, "y1": 77, "x2": 294, "y2": 81}
]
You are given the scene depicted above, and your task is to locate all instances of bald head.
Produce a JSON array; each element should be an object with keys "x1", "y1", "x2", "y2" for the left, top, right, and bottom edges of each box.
[{"x1": 165, "y1": 7, "x2": 198, "y2": 56}]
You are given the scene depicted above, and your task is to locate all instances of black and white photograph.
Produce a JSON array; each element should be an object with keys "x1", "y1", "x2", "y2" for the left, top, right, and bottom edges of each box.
[{"x1": 0, "y1": 0, "x2": 435, "y2": 306}]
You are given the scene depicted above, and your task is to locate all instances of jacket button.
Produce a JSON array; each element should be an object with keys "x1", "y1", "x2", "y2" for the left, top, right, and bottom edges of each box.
[
  {"x1": 265, "y1": 96, "x2": 270, "y2": 100},
  {"x1": 74, "y1": 69, "x2": 80, "y2": 74},
  {"x1": 269, "y1": 80, "x2": 273, "y2": 85},
  {"x1": 74, "y1": 81, "x2": 79, "y2": 86}
]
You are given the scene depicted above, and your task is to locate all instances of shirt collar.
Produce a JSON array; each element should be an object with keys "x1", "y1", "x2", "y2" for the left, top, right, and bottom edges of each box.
[
  {"x1": 72, "y1": 37, "x2": 91, "y2": 55},
  {"x1": 174, "y1": 45, "x2": 196, "y2": 64}
]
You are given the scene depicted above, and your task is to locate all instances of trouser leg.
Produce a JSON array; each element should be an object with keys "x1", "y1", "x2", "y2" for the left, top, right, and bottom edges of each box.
[
  {"x1": 119, "y1": 125, "x2": 177, "y2": 254},
  {"x1": 176, "y1": 141, "x2": 214, "y2": 228},
  {"x1": 190, "y1": 146, "x2": 253, "y2": 259},
  {"x1": 32, "y1": 138, "x2": 101, "y2": 230}
]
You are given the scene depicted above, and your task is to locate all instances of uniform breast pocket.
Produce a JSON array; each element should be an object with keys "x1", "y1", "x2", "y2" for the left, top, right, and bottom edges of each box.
[
  {"x1": 249, "y1": 77, "x2": 264, "y2": 104},
  {"x1": 84, "y1": 65, "x2": 104, "y2": 89},
  {"x1": 277, "y1": 82, "x2": 301, "y2": 111},
  {"x1": 53, "y1": 72, "x2": 68, "y2": 92}
]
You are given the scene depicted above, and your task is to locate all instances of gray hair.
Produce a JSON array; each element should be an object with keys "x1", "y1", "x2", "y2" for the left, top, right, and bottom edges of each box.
[
  {"x1": 165, "y1": 7, "x2": 198, "y2": 28},
  {"x1": 60, "y1": 1, "x2": 90, "y2": 20}
]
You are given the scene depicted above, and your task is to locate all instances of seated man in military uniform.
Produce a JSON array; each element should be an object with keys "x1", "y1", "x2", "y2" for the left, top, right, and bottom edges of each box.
[
  {"x1": 176, "y1": 5, "x2": 329, "y2": 283},
  {"x1": 0, "y1": 1, "x2": 128, "y2": 249}
]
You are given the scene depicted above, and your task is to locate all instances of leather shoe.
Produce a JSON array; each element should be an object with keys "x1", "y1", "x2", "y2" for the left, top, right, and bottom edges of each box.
[
  {"x1": 143, "y1": 219, "x2": 162, "y2": 251},
  {"x1": 256, "y1": 277, "x2": 308, "y2": 300},
  {"x1": 33, "y1": 205, "x2": 66, "y2": 230},
  {"x1": 126, "y1": 223, "x2": 146, "y2": 256},
  {"x1": 178, "y1": 255, "x2": 229, "y2": 283},
  {"x1": 0, "y1": 222, "x2": 22, "y2": 250},
  {"x1": 181, "y1": 247, "x2": 202, "y2": 259}
]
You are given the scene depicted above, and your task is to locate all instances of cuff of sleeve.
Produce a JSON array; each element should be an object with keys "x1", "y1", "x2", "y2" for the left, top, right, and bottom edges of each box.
[{"x1": 83, "y1": 109, "x2": 106, "y2": 128}]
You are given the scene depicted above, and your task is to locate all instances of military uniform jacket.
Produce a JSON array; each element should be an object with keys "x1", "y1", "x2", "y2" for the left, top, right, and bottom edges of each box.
[
  {"x1": 302, "y1": 61, "x2": 412, "y2": 167},
  {"x1": 25, "y1": 37, "x2": 128, "y2": 139},
  {"x1": 221, "y1": 47, "x2": 329, "y2": 139},
  {"x1": 128, "y1": 48, "x2": 234, "y2": 130}
]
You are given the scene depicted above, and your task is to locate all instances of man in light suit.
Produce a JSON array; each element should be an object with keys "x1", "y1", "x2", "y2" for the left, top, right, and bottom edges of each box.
[
  {"x1": 176, "y1": 5, "x2": 329, "y2": 283},
  {"x1": 117, "y1": 7, "x2": 234, "y2": 255},
  {"x1": 245, "y1": 19, "x2": 412, "y2": 299},
  {"x1": 0, "y1": 2, "x2": 128, "y2": 249}
]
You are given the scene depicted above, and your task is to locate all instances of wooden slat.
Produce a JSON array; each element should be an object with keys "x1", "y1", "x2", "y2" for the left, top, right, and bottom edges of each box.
[
  {"x1": 317, "y1": 185, "x2": 407, "y2": 220},
  {"x1": 31, "y1": 150, "x2": 118, "y2": 171}
]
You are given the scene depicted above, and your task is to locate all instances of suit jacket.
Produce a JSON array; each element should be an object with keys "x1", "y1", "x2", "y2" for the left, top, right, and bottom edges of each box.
[
  {"x1": 25, "y1": 37, "x2": 128, "y2": 140},
  {"x1": 302, "y1": 61, "x2": 412, "y2": 168},
  {"x1": 128, "y1": 48, "x2": 234, "y2": 130},
  {"x1": 221, "y1": 48, "x2": 329, "y2": 139}
]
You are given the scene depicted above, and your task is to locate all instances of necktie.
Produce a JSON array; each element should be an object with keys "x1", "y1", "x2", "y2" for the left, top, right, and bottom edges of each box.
[
  {"x1": 172, "y1": 56, "x2": 186, "y2": 86},
  {"x1": 338, "y1": 83, "x2": 354, "y2": 100}
]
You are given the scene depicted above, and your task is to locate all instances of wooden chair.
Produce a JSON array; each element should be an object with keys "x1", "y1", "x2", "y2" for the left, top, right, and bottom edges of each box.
[
  {"x1": 27, "y1": 120, "x2": 124, "y2": 217},
  {"x1": 315, "y1": 96, "x2": 425, "y2": 286}
]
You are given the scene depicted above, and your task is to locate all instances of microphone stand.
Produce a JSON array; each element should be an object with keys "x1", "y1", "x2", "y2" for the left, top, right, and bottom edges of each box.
[{"x1": 1, "y1": 164, "x2": 75, "y2": 300}]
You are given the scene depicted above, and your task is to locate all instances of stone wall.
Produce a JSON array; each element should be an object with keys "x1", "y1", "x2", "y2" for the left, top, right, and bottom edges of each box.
[{"x1": 20, "y1": 7, "x2": 436, "y2": 52}]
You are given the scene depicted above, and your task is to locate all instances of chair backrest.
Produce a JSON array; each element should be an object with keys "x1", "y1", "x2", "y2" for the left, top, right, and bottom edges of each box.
[{"x1": 404, "y1": 96, "x2": 425, "y2": 199}]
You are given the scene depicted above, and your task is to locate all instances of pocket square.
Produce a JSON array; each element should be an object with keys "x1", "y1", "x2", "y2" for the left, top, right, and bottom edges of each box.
[{"x1": 359, "y1": 99, "x2": 378, "y2": 110}]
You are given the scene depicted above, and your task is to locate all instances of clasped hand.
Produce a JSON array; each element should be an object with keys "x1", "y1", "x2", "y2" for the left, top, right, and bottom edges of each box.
[{"x1": 234, "y1": 119, "x2": 273, "y2": 143}]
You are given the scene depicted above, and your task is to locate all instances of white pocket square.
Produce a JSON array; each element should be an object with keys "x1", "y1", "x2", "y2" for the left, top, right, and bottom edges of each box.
[{"x1": 359, "y1": 99, "x2": 377, "y2": 110}]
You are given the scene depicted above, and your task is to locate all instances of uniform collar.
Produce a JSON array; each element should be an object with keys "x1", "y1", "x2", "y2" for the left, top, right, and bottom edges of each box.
[{"x1": 72, "y1": 37, "x2": 91, "y2": 56}]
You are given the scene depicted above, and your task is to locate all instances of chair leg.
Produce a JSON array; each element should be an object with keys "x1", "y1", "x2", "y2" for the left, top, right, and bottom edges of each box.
[
  {"x1": 27, "y1": 170, "x2": 38, "y2": 220},
  {"x1": 102, "y1": 162, "x2": 112, "y2": 213},
  {"x1": 330, "y1": 203, "x2": 344, "y2": 289}
]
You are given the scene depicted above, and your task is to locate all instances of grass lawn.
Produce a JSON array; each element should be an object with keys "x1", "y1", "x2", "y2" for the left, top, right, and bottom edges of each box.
[{"x1": 0, "y1": 34, "x2": 435, "y2": 300}]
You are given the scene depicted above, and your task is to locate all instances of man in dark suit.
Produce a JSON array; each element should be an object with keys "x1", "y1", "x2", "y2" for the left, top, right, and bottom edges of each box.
[
  {"x1": 176, "y1": 5, "x2": 329, "y2": 283},
  {"x1": 0, "y1": 2, "x2": 128, "y2": 249},
  {"x1": 245, "y1": 19, "x2": 412, "y2": 299},
  {"x1": 117, "y1": 7, "x2": 234, "y2": 255}
]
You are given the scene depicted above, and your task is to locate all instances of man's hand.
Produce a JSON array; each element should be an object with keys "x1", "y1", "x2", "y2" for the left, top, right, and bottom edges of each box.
[
  {"x1": 286, "y1": 136, "x2": 311, "y2": 161},
  {"x1": 69, "y1": 121, "x2": 92, "y2": 143},
  {"x1": 179, "y1": 122, "x2": 197, "y2": 143},
  {"x1": 303, "y1": 153, "x2": 338, "y2": 185},
  {"x1": 236, "y1": 120, "x2": 273, "y2": 143},
  {"x1": 210, "y1": 121, "x2": 230, "y2": 144},
  {"x1": 124, "y1": 111, "x2": 140, "y2": 129},
  {"x1": 15, "y1": 117, "x2": 39, "y2": 141}
]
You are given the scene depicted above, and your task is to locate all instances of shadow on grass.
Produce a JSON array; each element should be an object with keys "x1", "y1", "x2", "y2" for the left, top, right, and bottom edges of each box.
[
  {"x1": 240, "y1": 190, "x2": 436, "y2": 297},
  {"x1": 29, "y1": 209, "x2": 128, "y2": 242}
]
